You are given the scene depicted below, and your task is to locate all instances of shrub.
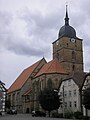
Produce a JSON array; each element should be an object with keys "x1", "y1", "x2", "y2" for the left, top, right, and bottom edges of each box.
[
  {"x1": 52, "y1": 112, "x2": 63, "y2": 118},
  {"x1": 74, "y1": 111, "x2": 83, "y2": 119},
  {"x1": 65, "y1": 111, "x2": 73, "y2": 119}
]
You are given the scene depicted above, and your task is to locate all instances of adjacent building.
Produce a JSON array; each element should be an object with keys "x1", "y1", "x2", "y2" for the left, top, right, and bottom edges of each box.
[
  {"x1": 82, "y1": 73, "x2": 90, "y2": 116},
  {"x1": 58, "y1": 71, "x2": 86, "y2": 114},
  {"x1": 0, "y1": 80, "x2": 7, "y2": 115}
]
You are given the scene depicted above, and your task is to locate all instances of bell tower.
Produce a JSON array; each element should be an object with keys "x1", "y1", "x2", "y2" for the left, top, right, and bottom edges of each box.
[{"x1": 52, "y1": 6, "x2": 83, "y2": 73}]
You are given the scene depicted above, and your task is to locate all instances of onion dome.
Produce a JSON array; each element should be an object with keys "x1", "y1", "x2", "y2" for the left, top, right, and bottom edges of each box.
[{"x1": 58, "y1": 5, "x2": 76, "y2": 38}]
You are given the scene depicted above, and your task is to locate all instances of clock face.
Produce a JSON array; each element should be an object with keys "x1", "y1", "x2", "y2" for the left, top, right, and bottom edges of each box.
[
  {"x1": 71, "y1": 38, "x2": 75, "y2": 43},
  {"x1": 56, "y1": 40, "x2": 59, "y2": 45}
]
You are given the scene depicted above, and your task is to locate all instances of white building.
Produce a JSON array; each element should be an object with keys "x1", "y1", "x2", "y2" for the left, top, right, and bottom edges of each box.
[{"x1": 58, "y1": 71, "x2": 86, "y2": 115}]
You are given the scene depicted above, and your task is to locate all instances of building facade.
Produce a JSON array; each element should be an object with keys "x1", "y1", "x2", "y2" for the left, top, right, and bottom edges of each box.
[{"x1": 58, "y1": 71, "x2": 86, "y2": 115}]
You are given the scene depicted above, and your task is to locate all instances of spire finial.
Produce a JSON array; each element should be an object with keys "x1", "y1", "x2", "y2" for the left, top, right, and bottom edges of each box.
[{"x1": 65, "y1": 4, "x2": 69, "y2": 25}]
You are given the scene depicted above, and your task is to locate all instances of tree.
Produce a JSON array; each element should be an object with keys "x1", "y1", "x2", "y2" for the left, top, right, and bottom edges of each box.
[
  {"x1": 39, "y1": 88, "x2": 61, "y2": 117},
  {"x1": 5, "y1": 99, "x2": 11, "y2": 109},
  {"x1": 82, "y1": 87, "x2": 90, "y2": 110}
]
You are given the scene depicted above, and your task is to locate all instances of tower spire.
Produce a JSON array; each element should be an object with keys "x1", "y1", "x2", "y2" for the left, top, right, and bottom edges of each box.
[{"x1": 65, "y1": 4, "x2": 69, "y2": 25}]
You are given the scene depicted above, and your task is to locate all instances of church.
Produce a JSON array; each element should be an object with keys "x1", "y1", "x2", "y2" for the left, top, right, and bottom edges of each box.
[{"x1": 7, "y1": 6, "x2": 86, "y2": 114}]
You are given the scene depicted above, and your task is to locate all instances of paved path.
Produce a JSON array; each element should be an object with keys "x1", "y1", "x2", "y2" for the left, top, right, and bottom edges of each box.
[{"x1": 0, "y1": 114, "x2": 78, "y2": 120}]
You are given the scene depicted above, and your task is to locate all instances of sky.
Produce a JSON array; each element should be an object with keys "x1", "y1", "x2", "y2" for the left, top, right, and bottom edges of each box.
[{"x1": 0, "y1": 0, "x2": 90, "y2": 89}]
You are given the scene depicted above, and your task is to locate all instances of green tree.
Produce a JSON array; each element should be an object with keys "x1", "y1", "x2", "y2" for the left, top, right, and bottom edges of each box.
[
  {"x1": 82, "y1": 87, "x2": 90, "y2": 110},
  {"x1": 5, "y1": 99, "x2": 11, "y2": 109},
  {"x1": 39, "y1": 88, "x2": 61, "y2": 117}
]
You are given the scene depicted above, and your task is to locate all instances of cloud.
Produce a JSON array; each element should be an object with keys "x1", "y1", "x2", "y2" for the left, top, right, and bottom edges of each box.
[
  {"x1": 0, "y1": 7, "x2": 63, "y2": 58},
  {"x1": 0, "y1": 11, "x2": 12, "y2": 50},
  {"x1": 0, "y1": 0, "x2": 90, "y2": 88},
  {"x1": 0, "y1": 10, "x2": 48, "y2": 57}
]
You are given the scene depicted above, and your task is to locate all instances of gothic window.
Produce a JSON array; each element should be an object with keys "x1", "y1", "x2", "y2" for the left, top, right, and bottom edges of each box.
[
  {"x1": 47, "y1": 79, "x2": 52, "y2": 89},
  {"x1": 55, "y1": 78, "x2": 58, "y2": 87}
]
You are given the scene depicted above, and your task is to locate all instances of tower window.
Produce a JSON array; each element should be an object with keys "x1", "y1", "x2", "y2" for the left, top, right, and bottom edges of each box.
[
  {"x1": 72, "y1": 64, "x2": 75, "y2": 71},
  {"x1": 72, "y1": 51, "x2": 76, "y2": 60}
]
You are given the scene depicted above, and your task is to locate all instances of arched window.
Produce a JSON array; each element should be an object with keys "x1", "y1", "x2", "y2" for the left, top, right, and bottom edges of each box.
[
  {"x1": 47, "y1": 79, "x2": 52, "y2": 89},
  {"x1": 55, "y1": 78, "x2": 58, "y2": 88}
]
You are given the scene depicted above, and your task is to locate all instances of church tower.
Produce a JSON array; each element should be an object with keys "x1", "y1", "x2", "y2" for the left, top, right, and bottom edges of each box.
[{"x1": 52, "y1": 6, "x2": 83, "y2": 73}]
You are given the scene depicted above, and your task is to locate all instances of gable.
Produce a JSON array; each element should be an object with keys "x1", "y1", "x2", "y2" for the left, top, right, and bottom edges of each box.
[
  {"x1": 65, "y1": 71, "x2": 86, "y2": 89},
  {"x1": 7, "y1": 58, "x2": 46, "y2": 93}
]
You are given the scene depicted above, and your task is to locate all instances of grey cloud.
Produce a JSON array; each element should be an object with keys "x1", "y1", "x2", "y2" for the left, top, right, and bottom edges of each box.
[
  {"x1": 2, "y1": 31, "x2": 50, "y2": 58},
  {"x1": 19, "y1": 8, "x2": 63, "y2": 40},
  {"x1": 0, "y1": 2, "x2": 90, "y2": 62},
  {"x1": 0, "y1": 10, "x2": 51, "y2": 58}
]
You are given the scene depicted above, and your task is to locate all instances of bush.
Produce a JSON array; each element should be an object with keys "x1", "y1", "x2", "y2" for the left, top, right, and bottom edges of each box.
[
  {"x1": 52, "y1": 111, "x2": 73, "y2": 118},
  {"x1": 52, "y1": 112, "x2": 63, "y2": 118},
  {"x1": 65, "y1": 111, "x2": 73, "y2": 119},
  {"x1": 74, "y1": 111, "x2": 83, "y2": 119}
]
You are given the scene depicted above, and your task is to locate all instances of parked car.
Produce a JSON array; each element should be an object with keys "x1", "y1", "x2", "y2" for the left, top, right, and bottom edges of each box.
[
  {"x1": 7, "y1": 109, "x2": 17, "y2": 115},
  {"x1": 32, "y1": 110, "x2": 46, "y2": 117}
]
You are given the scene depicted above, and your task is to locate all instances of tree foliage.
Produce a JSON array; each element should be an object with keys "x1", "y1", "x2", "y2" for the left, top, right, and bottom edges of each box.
[
  {"x1": 82, "y1": 87, "x2": 90, "y2": 110},
  {"x1": 39, "y1": 88, "x2": 61, "y2": 116},
  {"x1": 5, "y1": 99, "x2": 11, "y2": 109}
]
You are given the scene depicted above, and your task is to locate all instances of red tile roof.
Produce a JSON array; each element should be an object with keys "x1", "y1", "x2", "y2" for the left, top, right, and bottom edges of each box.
[
  {"x1": 8, "y1": 58, "x2": 44, "y2": 93},
  {"x1": 35, "y1": 58, "x2": 67, "y2": 77}
]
